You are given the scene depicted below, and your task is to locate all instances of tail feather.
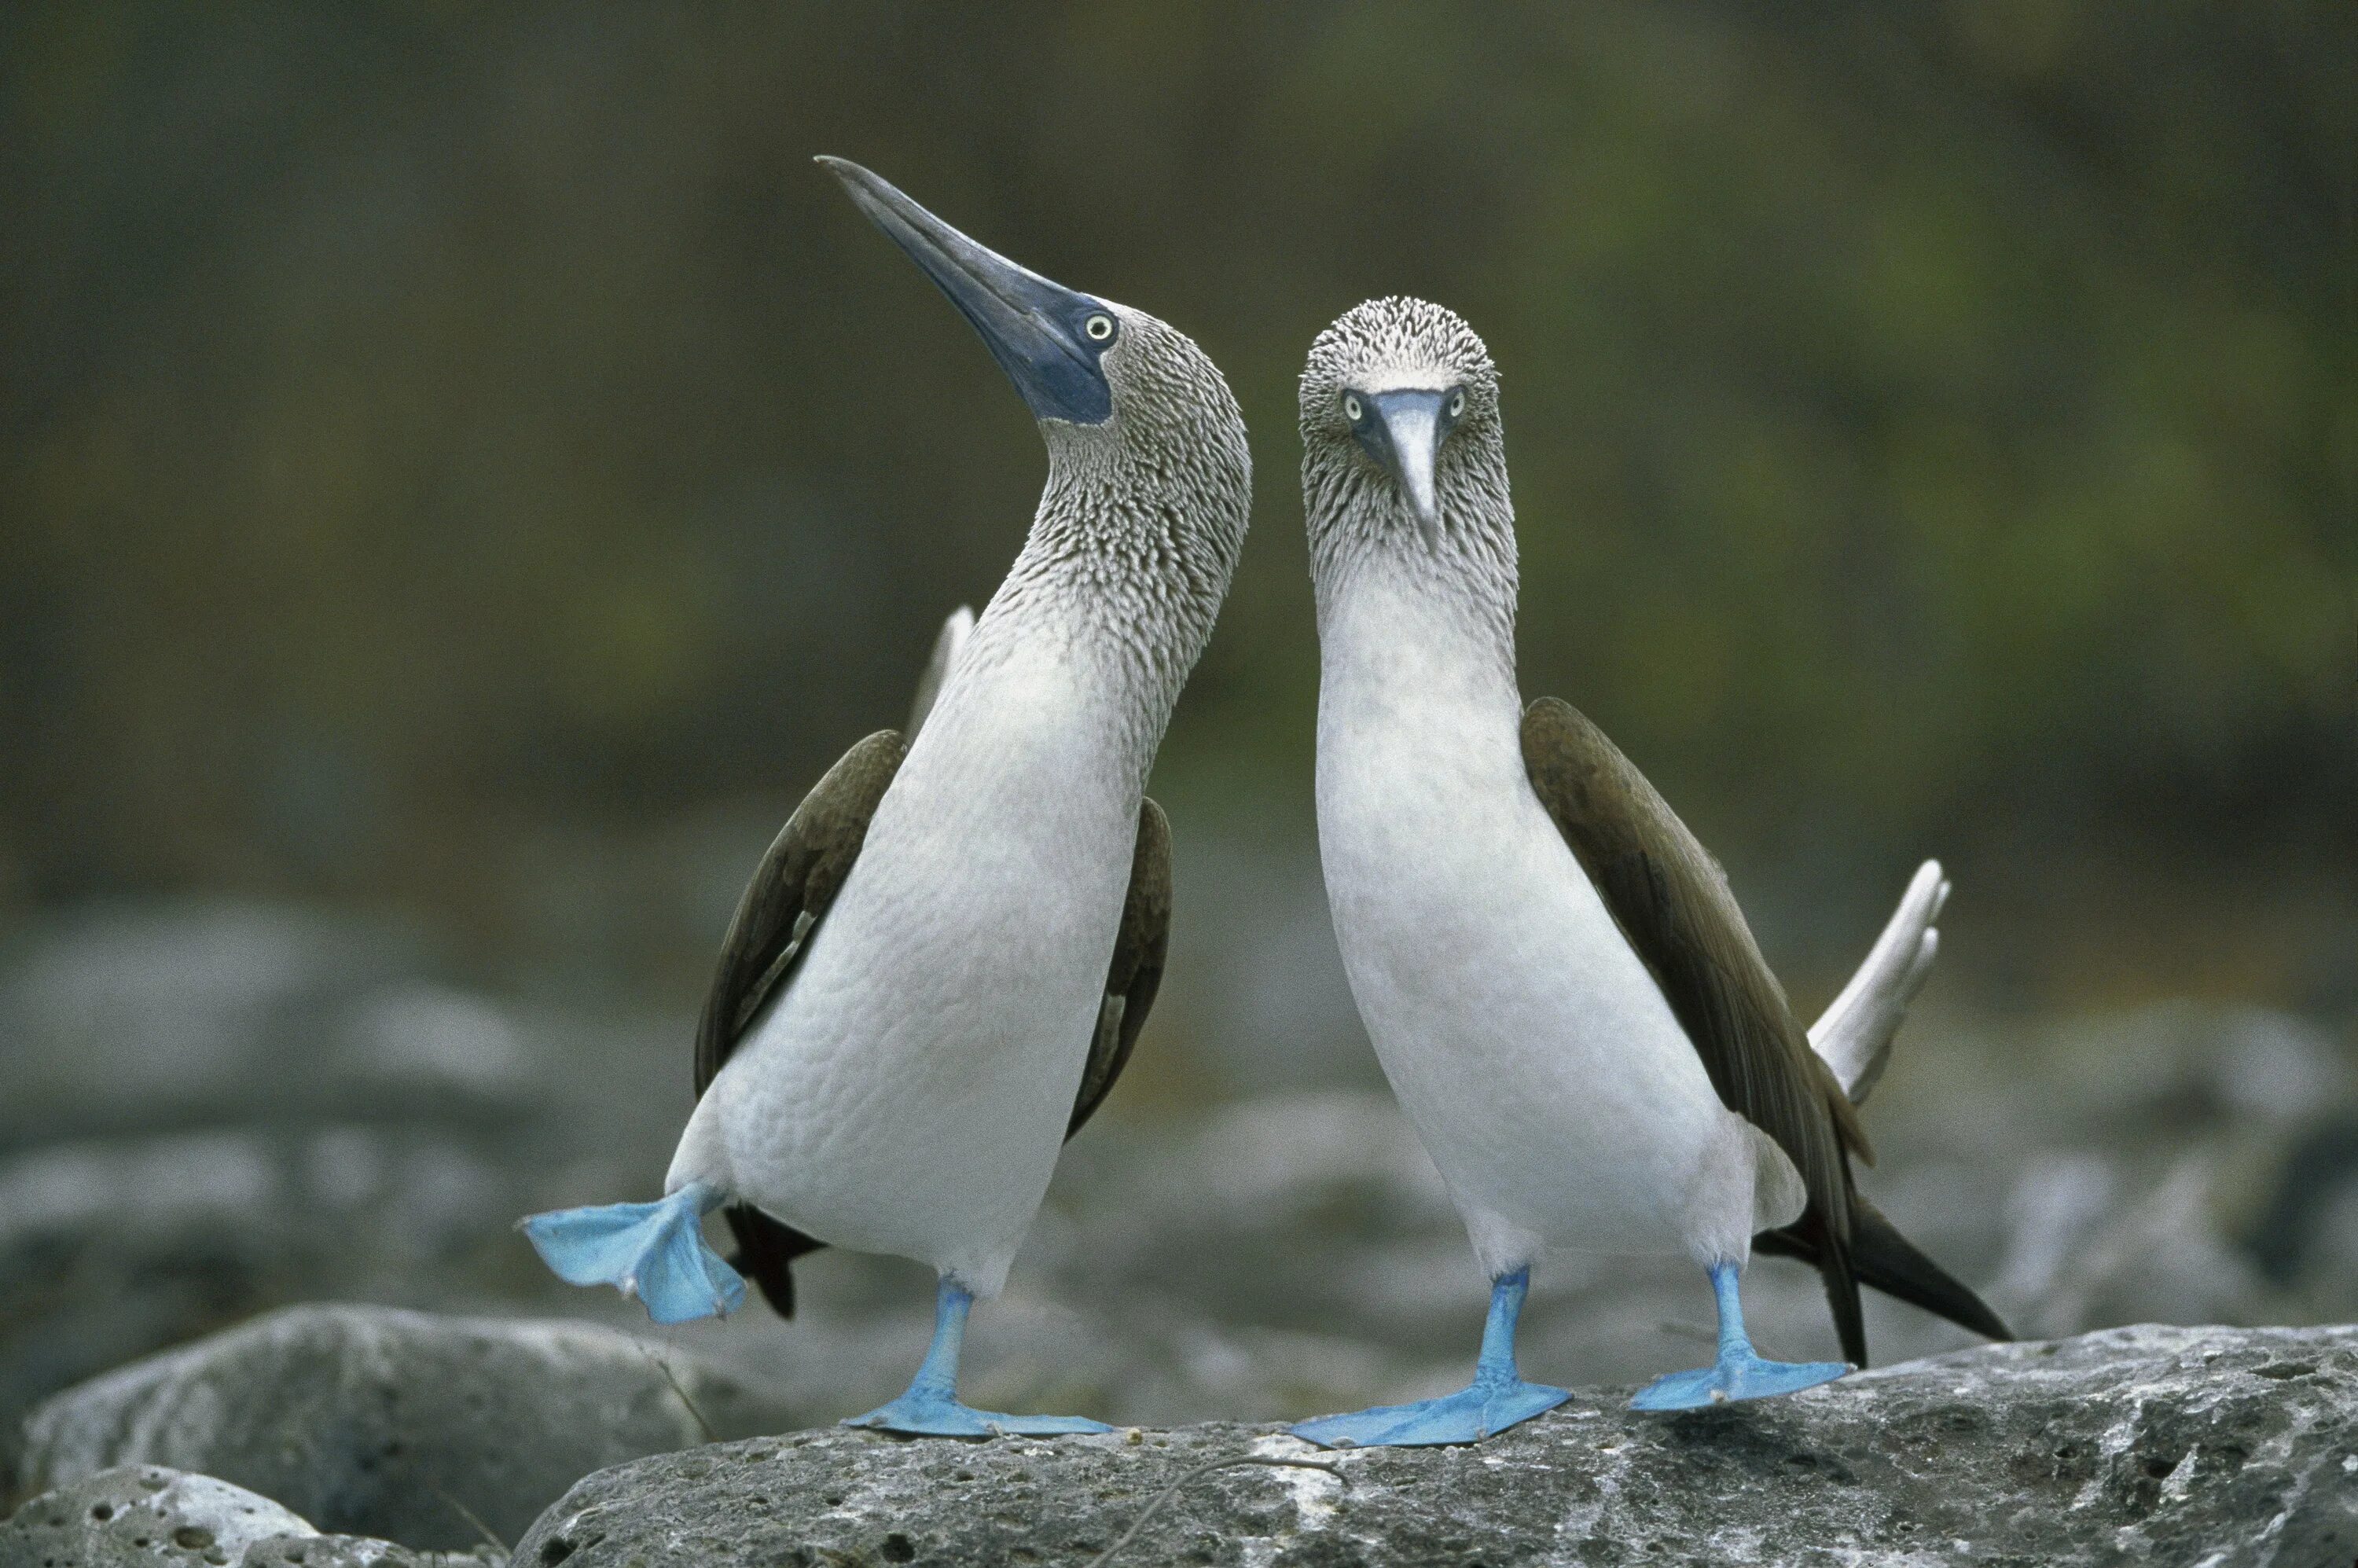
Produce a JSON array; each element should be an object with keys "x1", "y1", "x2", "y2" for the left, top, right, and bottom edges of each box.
[
  {"x1": 722, "y1": 1203, "x2": 827, "y2": 1319},
  {"x1": 1759, "y1": 1195, "x2": 2012, "y2": 1361},
  {"x1": 1848, "y1": 1195, "x2": 2014, "y2": 1343},
  {"x1": 1819, "y1": 1226, "x2": 1868, "y2": 1368}
]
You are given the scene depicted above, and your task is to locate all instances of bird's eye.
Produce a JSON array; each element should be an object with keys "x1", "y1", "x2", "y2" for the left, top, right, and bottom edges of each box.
[
  {"x1": 1085, "y1": 314, "x2": 1115, "y2": 342},
  {"x1": 1448, "y1": 389, "x2": 1467, "y2": 419},
  {"x1": 1342, "y1": 393, "x2": 1364, "y2": 422}
]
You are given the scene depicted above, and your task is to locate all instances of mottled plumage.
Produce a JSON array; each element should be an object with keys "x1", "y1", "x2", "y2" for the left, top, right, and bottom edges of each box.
[
  {"x1": 1520, "y1": 695, "x2": 1875, "y2": 1357},
  {"x1": 670, "y1": 179, "x2": 1247, "y2": 1294},
  {"x1": 1291, "y1": 298, "x2": 2003, "y2": 1443},
  {"x1": 527, "y1": 161, "x2": 1246, "y2": 1436},
  {"x1": 690, "y1": 725, "x2": 1173, "y2": 1318}
]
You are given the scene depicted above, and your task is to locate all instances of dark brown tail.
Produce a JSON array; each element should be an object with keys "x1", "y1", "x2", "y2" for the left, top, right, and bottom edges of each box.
[
  {"x1": 1758, "y1": 1195, "x2": 2011, "y2": 1367},
  {"x1": 722, "y1": 1204, "x2": 827, "y2": 1319}
]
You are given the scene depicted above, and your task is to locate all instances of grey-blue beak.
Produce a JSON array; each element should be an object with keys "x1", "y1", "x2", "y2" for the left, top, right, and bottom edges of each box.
[
  {"x1": 819, "y1": 156, "x2": 1115, "y2": 426},
  {"x1": 1357, "y1": 389, "x2": 1449, "y2": 547}
]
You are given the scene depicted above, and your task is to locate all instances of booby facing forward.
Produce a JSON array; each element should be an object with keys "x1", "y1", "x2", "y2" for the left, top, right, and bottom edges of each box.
[
  {"x1": 1291, "y1": 298, "x2": 2007, "y2": 1445},
  {"x1": 523, "y1": 161, "x2": 1251, "y2": 1437}
]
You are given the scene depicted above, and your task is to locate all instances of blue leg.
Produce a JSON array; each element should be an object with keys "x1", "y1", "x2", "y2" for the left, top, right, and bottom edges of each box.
[
  {"x1": 1630, "y1": 1261, "x2": 1849, "y2": 1412},
  {"x1": 520, "y1": 1181, "x2": 746, "y2": 1324},
  {"x1": 843, "y1": 1278, "x2": 1114, "y2": 1438},
  {"x1": 1291, "y1": 1269, "x2": 1570, "y2": 1448}
]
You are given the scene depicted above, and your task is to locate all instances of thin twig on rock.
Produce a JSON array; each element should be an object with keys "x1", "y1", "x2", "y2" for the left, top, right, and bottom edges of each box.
[
  {"x1": 417, "y1": 1474, "x2": 509, "y2": 1559},
  {"x1": 639, "y1": 1342, "x2": 719, "y2": 1445}
]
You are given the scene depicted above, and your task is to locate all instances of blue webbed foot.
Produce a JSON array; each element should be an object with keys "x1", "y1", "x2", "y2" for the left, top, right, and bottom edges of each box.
[
  {"x1": 843, "y1": 1390, "x2": 1113, "y2": 1438},
  {"x1": 1630, "y1": 1261, "x2": 1848, "y2": 1411},
  {"x1": 845, "y1": 1276, "x2": 1111, "y2": 1438},
  {"x1": 1630, "y1": 1348, "x2": 1848, "y2": 1412},
  {"x1": 1291, "y1": 1374, "x2": 1569, "y2": 1449},
  {"x1": 1294, "y1": 1268, "x2": 1566, "y2": 1449},
  {"x1": 520, "y1": 1181, "x2": 744, "y2": 1324}
]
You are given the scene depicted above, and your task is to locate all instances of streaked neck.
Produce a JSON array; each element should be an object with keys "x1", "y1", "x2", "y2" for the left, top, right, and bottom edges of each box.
[{"x1": 1309, "y1": 450, "x2": 1522, "y2": 719}]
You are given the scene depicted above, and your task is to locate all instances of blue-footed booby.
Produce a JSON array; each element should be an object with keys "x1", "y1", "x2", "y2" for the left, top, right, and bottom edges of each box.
[
  {"x1": 523, "y1": 160, "x2": 1250, "y2": 1438},
  {"x1": 1289, "y1": 298, "x2": 2007, "y2": 1446}
]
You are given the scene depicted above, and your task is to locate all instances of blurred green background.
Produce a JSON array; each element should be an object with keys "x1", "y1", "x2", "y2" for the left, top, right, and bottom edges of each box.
[{"x1": 2, "y1": 0, "x2": 2352, "y2": 1022}]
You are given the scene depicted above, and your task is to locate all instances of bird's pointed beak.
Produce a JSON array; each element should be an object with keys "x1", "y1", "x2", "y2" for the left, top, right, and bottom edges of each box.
[
  {"x1": 1361, "y1": 389, "x2": 1448, "y2": 548},
  {"x1": 817, "y1": 156, "x2": 1115, "y2": 426}
]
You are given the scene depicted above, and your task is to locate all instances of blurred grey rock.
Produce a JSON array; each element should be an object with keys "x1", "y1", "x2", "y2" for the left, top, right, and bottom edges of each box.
[
  {"x1": 0, "y1": 1463, "x2": 500, "y2": 1568},
  {"x1": 19, "y1": 1305, "x2": 798, "y2": 1553},
  {"x1": 1989, "y1": 1151, "x2": 2275, "y2": 1340},
  {"x1": 0, "y1": 900, "x2": 533, "y2": 1149},
  {"x1": 1020, "y1": 1091, "x2": 2011, "y2": 1420},
  {"x1": 2044, "y1": 1002, "x2": 2354, "y2": 1132},
  {"x1": 2209, "y1": 1008, "x2": 2355, "y2": 1122},
  {"x1": 1163, "y1": 843, "x2": 1373, "y2": 1093},
  {"x1": 2305, "y1": 1180, "x2": 2358, "y2": 1308},
  {"x1": 0, "y1": 899, "x2": 641, "y2": 1475},
  {"x1": 0, "y1": 1128, "x2": 525, "y2": 1482}
]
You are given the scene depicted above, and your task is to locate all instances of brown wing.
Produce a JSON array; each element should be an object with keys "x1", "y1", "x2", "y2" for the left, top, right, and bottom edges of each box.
[
  {"x1": 1067, "y1": 799, "x2": 1172, "y2": 1138},
  {"x1": 695, "y1": 728, "x2": 907, "y2": 1317},
  {"x1": 1520, "y1": 696, "x2": 1876, "y2": 1363}
]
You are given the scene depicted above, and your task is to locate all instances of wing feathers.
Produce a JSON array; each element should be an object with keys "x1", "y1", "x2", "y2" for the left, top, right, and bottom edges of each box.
[
  {"x1": 692, "y1": 728, "x2": 908, "y2": 1318},
  {"x1": 695, "y1": 729, "x2": 909, "y2": 1093},
  {"x1": 1519, "y1": 696, "x2": 1868, "y2": 1205},
  {"x1": 689, "y1": 732, "x2": 1170, "y2": 1313},
  {"x1": 1067, "y1": 799, "x2": 1173, "y2": 1138},
  {"x1": 1519, "y1": 696, "x2": 2015, "y2": 1367}
]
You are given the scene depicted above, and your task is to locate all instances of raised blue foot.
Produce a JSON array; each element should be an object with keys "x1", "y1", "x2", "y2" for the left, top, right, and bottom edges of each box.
[
  {"x1": 520, "y1": 1181, "x2": 745, "y2": 1324},
  {"x1": 845, "y1": 1278, "x2": 1113, "y2": 1439},
  {"x1": 1292, "y1": 1269, "x2": 1568, "y2": 1449},
  {"x1": 1630, "y1": 1261, "x2": 1849, "y2": 1412}
]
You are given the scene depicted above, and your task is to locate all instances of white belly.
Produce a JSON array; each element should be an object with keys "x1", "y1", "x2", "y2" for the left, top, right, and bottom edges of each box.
[
  {"x1": 1316, "y1": 622, "x2": 1749, "y2": 1272},
  {"x1": 670, "y1": 645, "x2": 1137, "y2": 1294}
]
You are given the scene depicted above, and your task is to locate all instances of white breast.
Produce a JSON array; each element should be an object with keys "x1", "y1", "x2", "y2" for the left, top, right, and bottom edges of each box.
[
  {"x1": 1314, "y1": 575, "x2": 1744, "y2": 1272},
  {"x1": 670, "y1": 633, "x2": 1139, "y2": 1295}
]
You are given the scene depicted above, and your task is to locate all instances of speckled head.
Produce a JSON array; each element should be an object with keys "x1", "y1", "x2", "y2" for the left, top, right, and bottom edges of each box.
[
  {"x1": 1301, "y1": 298, "x2": 1511, "y2": 579},
  {"x1": 822, "y1": 157, "x2": 1251, "y2": 696}
]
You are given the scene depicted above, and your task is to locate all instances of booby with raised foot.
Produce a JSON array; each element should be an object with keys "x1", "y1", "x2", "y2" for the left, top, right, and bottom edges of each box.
[
  {"x1": 1289, "y1": 298, "x2": 2007, "y2": 1446},
  {"x1": 523, "y1": 160, "x2": 1250, "y2": 1438}
]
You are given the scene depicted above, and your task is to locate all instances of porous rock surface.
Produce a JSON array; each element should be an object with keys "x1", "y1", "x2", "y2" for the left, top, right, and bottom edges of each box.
[
  {"x1": 514, "y1": 1324, "x2": 2358, "y2": 1568},
  {"x1": 17, "y1": 1305, "x2": 795, "y2": 1554},
  {"x1": 0, "y1": 1463, "x2": 500, "y2": 1568}
]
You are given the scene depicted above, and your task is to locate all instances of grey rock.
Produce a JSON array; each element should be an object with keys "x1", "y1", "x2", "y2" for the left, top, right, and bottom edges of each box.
[
  {"x1": 20, "y1": 1305, "x2": 798, "y2": 1553},
  {"x1": 0, "y1": 900, "x2": 695, "y2": 1478},
  {"x1": 0, "y1": 902, "x2": 457, "y2": 1147},
  {"x1": 513, "y1": 1324, "x2": 2358, "y2": 1568},
  {"x1": 0, "y1": 1128, "x2": 528, "y2": 1482},
  {"x1": 1, "y1": 1464, "x2": 314, "y2": 1567},
  {"x1": 0, "y1": 1464, "x2": 502, "y2": 1568},
  {"x1": 239, "y1": 1537, "x2": 499, "y2": 1568},
  {"x1": 1167, "y1": 844, "x2": 1375, "y2": 1094}
]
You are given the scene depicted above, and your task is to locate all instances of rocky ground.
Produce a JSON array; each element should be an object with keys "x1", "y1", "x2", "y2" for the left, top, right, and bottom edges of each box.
[
  {"x1": 15, "y1": 1304, "x2": 796, "y2": 1550},
  {"x1": 4, "y1": 896, "x2": 2358, "y2": 1562},
  {"x1": 509, "y1": 1324, "x2": 2358, "y2": 1568},
  {"x1": 9, "y1": 1320, "x2": 2354, "y2": 1566}
]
